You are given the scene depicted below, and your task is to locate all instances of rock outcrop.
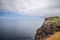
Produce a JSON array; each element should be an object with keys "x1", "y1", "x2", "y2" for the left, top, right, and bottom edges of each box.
[{"x1": 35, "y1": 16, "x2": 60, "y2": 40}]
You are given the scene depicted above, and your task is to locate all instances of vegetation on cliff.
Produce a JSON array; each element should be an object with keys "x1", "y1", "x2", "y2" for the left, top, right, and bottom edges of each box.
[
  {"x1": 35, "y1": 16, "x2": 60, "y2": 40},
  {"x1": 46, "y1": 32, "x2": 60, "y2": 40},
  {"x1": 46, "y1": 16, "x2": 60, "y2": 31},
  {"x1": 46, "y1": 16, "x2": 60, "y2": 26}
]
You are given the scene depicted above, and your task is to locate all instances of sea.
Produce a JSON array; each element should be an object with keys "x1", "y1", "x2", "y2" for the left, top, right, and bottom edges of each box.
[{"x1": 0, "y1": 13, "x2": 44, "y2": 40}]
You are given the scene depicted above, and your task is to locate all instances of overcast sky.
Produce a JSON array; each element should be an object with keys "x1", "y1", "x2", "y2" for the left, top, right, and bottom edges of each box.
[{"x1": 0, "y1": 0, "x2": 60, "y2": 17}]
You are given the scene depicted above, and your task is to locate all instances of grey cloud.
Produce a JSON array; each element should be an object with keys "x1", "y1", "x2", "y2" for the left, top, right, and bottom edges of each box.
[
  {"x1": 48, "y1": 0, "x2": 60, "y2": 9},
  {"x1": 0, "y1": 0, "x2": 60, "y2": 17}
]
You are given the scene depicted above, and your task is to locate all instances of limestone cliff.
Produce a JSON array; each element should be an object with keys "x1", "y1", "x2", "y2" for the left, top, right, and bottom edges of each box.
[{"x1": 35, "y1": 16, "x2": 60, "y2": 40}]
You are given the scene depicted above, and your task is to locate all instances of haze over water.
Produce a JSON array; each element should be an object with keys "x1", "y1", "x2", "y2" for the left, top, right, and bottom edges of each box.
[{"x1": 0, "y1": 12, "x2": 44, "y2": 40}]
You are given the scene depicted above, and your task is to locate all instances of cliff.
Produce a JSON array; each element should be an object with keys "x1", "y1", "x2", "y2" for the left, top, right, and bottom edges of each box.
[{"x1": 35, "y1": 16, "x2": 60, "y2": 40}]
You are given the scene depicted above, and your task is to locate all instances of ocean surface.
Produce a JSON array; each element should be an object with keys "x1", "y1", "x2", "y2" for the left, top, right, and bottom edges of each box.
[{"x1": 0, "y1": 13, "x2": 44, "y2": 40}]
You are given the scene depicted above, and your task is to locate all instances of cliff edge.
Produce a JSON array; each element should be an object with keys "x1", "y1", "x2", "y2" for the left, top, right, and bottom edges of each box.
[{"x1": 35, "y1": 16, "x2": 60, "y2": 40}]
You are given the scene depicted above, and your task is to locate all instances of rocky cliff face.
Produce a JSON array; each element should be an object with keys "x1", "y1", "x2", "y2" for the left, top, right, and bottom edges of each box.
[{"x1": 35, "y1": 16, "x2": 60, "y2": 40}]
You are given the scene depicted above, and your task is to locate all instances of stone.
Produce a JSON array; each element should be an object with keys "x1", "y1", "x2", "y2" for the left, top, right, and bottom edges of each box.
[{"x1": 35, "y1": 16, "x2": 60, "y2": 40}]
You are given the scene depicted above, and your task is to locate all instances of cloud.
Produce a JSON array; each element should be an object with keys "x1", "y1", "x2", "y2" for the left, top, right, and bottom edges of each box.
[{"x1": 0, "y1": 0, "x2": 60, "y2": 17}]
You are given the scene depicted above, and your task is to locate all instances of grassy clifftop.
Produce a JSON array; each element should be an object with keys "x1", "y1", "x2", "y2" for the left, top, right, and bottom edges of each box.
[
  {"x1": 46, "y1": 16, "x2": 60, "y2": 26},
  {"x1": 46, "y1": 32, "x2": 60, "y2": 40},
  {"x1": 35, "y1": 16, "x2": 60, "y2": 40},
  {"x1": 46, "y1": 16, "x2": 60, "y2": 40}
]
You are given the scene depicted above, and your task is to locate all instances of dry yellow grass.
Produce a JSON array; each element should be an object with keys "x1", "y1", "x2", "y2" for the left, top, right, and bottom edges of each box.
[{"x1": 46, "y1": 32, "x2": 60, "y2": 40}]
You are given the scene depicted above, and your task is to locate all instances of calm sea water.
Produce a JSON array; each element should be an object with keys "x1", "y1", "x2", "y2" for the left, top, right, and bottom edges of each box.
[{"x1": 0, "y1": 16, "x2": 44, "y2": 40}]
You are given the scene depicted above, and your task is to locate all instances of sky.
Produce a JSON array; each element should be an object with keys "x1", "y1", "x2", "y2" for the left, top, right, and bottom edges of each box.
[{"x1": 0, "y1": 0, "x2": 60, "y2": 17}]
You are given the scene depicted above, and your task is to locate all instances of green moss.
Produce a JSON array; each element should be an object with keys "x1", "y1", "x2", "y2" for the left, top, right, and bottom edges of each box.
[
  {"x1": 48, "y1": 16, "x2": 60, "y2": 26},
  {"x1": 47, "y1": 16, "x2": 60, "y2": 31}
]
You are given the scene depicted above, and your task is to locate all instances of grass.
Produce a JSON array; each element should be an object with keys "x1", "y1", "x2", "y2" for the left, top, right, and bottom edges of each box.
[
  {"x1": 46, "y1": 16, "x2": 60, "y2": 31},
  {"x1": 46, "y1": 32, "x2": 60, "y2": 40},
  {"x1": 47, "y1": 16, "x2": 60, "y2": 26}
]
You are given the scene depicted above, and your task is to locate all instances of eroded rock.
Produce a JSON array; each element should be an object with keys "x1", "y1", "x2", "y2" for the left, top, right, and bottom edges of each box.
[{"x1": 35, "y1": 16, "x2": 60, "y2": 40}]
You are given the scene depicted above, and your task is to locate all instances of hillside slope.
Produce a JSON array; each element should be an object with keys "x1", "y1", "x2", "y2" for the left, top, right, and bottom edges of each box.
[
  {"x1": 35, "y1": 16, "x2": 60, "y2": 40},
  {"x1": 46, "y1": 32, "x2": 60, "y2": 40}
]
